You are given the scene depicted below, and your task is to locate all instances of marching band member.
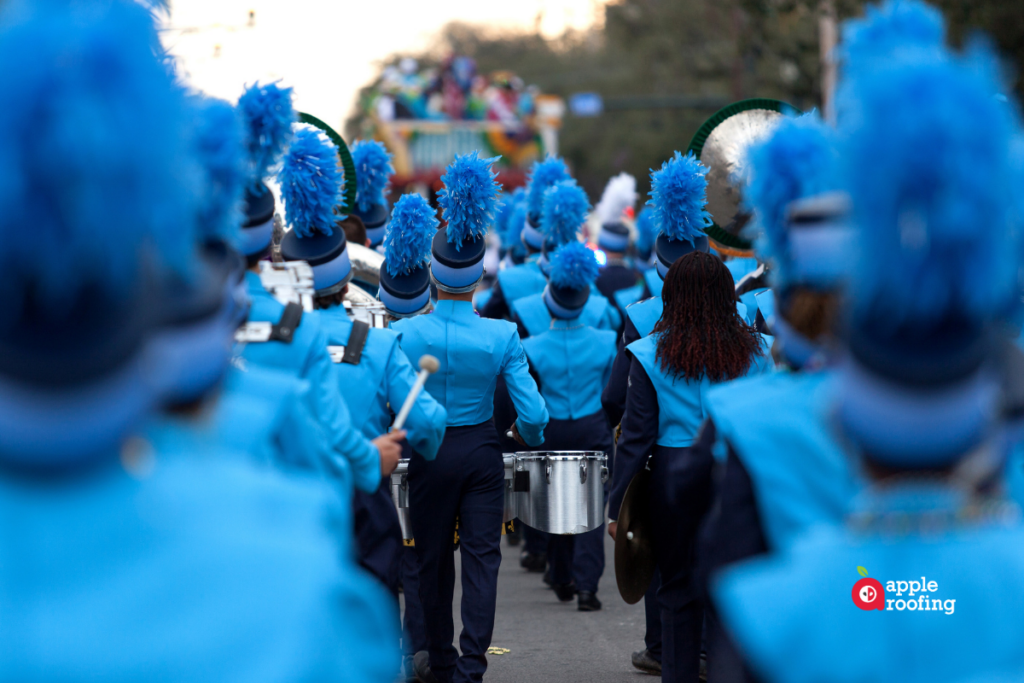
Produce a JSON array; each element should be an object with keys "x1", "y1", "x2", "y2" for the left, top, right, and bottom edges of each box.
[
  {"x1": 349, "y1": 139, "x2": 395, "y2": 250},
  {"x1": 234, "y1": 92, "x2": 404, "y2": 498},
  {"x1": 608, "y1": 151, "x2": 772, "y2": 683},
  {"x1": 393, "y1": 152, "x2": 549, "y2": 683},
  {"x1": 480, "y1": 156, "x2": 571, "y2": 320},
  {"x1": 593, "y1": 173, "x2": 640, "y2": 327},
  {"x1": 521, "y1": 241, "x2": 618, "y2": 610},
  {"x1": 277, "y1": 129, "x2": 448, "y2": 602},
  {"x1": 511, "y1": 181, "x2": 619, "y2": 338},
  {"x1": 697, "y1": 113, "x2": 863, "y2": 683},
  {"x1": 714, "y1": 7, "x2": 1024, "y2": 680},
  {"x1": 0, "y1": 3, "x2": 398, "y2": 679}
]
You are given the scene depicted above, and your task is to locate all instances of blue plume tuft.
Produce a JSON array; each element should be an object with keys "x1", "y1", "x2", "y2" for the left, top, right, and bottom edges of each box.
[
  {"x1": 526, "y1": 156, "x2": 571, "y2": 220},
  {"x1": 542, "y1": 181, "x2": 590, "y2": 247},
  {"x1": 494, "y1": 192, "x2": 515, "y2": 237},
  {"x1": 548, "y1": 241, "x2": 599, "y2": 290},
  {"x1": 438, "y1": 151, "x2": 501, "y2": 249},
  {"x1": 840, "y1": 0, "x2": 945, "y2": 71},
  {"x1": 507, "y1": 196, "x2": 528, "y2": 257},
  {"x1": 635, "y1": 206, "x2": 658, "y2": 254},
  {"x1": 0, "y1": 0, "x2": 199, "y2": 309},
  {"x1": 647, "y1": 151, "x2": 711, "y2": 244},
  {"x1": 190, "y1": 96, "x2": 246, "y2": 246},
  {"x1": 384, "y1": 193, "x2": 438, "y2": 276},
  {"x1": 351, "y1": 139, "x2": 394, "y2": 212},
  {"x1": 279, "y1": 126, "x2": 342, "y2": 238},
  {"x1": 841, "y1": 41, "x2": 1021, "y2": 327},
  {"x1": 238, "y1": 81, "x2": 295, "y2": 192},
  {"x1": 744, "y1": 113, "x2": 838, "y2": 273}
]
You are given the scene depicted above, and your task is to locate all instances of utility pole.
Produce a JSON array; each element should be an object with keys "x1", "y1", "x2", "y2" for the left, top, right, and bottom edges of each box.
[{"x1": 819, "y1": 0, "x2": 838, "y2": 124}]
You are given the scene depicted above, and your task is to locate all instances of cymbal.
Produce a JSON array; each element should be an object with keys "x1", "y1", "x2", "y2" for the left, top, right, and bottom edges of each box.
[
  {"x1": 688, "y1": 99, "x2": 794, "y2": 254},
  {"x1": 615, "y1": 467, "x2": 656, "y2": 605}
]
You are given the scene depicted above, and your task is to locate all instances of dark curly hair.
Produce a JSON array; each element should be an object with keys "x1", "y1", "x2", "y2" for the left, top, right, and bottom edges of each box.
[{"x1": 653, "y1": 251, "x2": 764, "y2": 382}]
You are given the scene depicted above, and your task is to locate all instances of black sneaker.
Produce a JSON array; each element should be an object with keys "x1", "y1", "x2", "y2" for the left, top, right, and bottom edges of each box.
[
  {"x1": 519, "y1": 551, "x2": 547, "y2": 573},
  {"x1": 577, "y1": 591, "x2": 602, "y2": 611},
  {"x1": 413, "y1": 651, "x2": 438, "y2": 683},
  {"x1": 506, "y1": 527, "x2": 522, "y2": 546},
  {"x1": 553, "y1": 582, "x2": 576, "y2": 602},
  {"x1": 631, "y1": 649, "x2": 662, "y2": 675}
]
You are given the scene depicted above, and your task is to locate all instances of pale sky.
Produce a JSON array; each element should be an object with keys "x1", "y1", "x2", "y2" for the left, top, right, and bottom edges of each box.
[{"x1": 163, "y1": 0, "x2": 606, "y2": 133}]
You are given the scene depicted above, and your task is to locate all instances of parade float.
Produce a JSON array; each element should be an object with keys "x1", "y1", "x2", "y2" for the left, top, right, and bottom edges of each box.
[{"x1": 351, "y1": 56, "x2": 564, "y2": 192}]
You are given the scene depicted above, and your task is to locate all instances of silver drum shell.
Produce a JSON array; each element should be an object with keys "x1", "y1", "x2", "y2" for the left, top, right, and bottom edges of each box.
[{"x1": 513, "y1": 451, "x2": 608, "y2": 535}]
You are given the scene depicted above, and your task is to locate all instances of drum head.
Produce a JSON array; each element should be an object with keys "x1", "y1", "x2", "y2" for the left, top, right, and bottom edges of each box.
[{"x1": 615, "y1": 468, "x2": 656, "y2": 605}]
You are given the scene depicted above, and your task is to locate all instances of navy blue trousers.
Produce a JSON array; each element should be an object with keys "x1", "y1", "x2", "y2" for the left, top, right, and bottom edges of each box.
[
  {"x1": 410, "y1": 421, "x2": 504, "y2": 683},
  {"x1": 543, "y1": 411, "x2": 612, "y2": 593},
  {"x1": 645, "y1": 567, "x2": 663, "y2": 661},
  {"x1": 650, "y1": 444, "x2": 711, "y2": 683},
  {"x1": 402, "y1": 546, "x2": 427, "y2": 655},
  {"x1": 353, "y1": 477, "x2": 404, "y2": 595}
]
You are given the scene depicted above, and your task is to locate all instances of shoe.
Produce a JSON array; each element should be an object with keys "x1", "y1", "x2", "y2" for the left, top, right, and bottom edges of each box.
[
  {"x1": 519, "y1": 551, "x2": 547, "y2": 573},
  {"x1": 413, "y1": 651, "x2": 438, "y2": 683},
  {"x1": 699, "y1": 652, "x2": 708, "y2": 682},
  {"x1": 577, "y1": 591, "x2": 602, "y2": 611},
  {"x1": 631, "y1": 649, "x2": 662, "y2": 675},
  {"x1": 553, "y1": 581, "x2": 576, "y2": 602},
  {"x1": 506, "y1": 527, "x2": 522, "y2": 546}
]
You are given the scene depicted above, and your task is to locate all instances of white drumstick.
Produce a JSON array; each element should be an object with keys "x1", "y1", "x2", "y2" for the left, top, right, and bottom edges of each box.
[{"x1": 393, "y1": 355, "x2": 439, "y2": 432}]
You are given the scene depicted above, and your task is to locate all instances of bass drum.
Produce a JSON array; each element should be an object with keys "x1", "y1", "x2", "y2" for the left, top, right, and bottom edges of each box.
[{"x1": 513, "y1": 452, "x2": 608, "y2": 535}]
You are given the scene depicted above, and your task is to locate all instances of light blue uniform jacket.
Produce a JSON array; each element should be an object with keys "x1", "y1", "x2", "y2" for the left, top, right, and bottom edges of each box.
[
  {"x1": 522, "y1": 322, "x2": 617, "y2": 420},
  {"x1": 392, "y1": 300, "x2": 549, "y2": 446}
]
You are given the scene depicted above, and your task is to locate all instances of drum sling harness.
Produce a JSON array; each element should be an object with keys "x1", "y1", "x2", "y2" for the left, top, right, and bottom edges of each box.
[
  {"x1": 327, "y1": 320, "x2": 370, "y2": 365},
  {"x1": 235, "y1": 302, "x2": 304, "y2": 344}
]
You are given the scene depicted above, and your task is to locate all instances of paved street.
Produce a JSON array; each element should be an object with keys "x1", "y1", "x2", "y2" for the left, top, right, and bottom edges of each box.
[{"x1": 402, "y1": 531, "x2": 653, "y2": 683}]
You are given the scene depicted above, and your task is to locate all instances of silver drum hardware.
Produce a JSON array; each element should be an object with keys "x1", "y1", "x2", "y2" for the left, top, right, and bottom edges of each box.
[{"x1": 512, "y1": 452, "x2": 608, "y2": 535}]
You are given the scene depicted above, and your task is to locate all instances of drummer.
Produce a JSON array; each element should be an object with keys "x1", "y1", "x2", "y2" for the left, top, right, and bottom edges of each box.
[
  {"x1": 607, "y1": 152, "x2": 772, "y2": 683},
  {"x1": 277, "y1": 131, "x2": 447, "y2": 602},
  {"x1": 377, "y1": 191, "x2": 452, "y2": 677},
  {"x1": 392, "y1": 152, "x2": 549, "y2": 683},
  {"x1": 521, "y1": 241, "x2": 618, "y2": 611}
]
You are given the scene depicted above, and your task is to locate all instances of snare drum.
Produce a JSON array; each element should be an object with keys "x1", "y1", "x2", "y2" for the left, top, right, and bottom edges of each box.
[
  {"x1": 513, "y1": 451, "x2": 608, "y2": 535},
  {"x1": 390, "y1": 459, "x2": 414, "y2": 542}
]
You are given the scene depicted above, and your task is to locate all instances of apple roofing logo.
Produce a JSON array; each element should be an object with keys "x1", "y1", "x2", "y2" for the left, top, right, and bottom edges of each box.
[{"x1": 852, "y1": 566, "x2": 885, "y2": 611}]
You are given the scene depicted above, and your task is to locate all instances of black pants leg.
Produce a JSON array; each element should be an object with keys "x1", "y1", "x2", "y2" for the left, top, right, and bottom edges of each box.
[
  {"x1": 402, "y1": 546, "x2": 427, "y2": 655},
  {"x1": 645, "y1": 567, "x2": 664, "y2": 661},
  {"x1": 410, "y1": 422, "x2": 504, "y2": 683},
  {"x1": 650, "y1": 445, "x2": 711, "y2": 683}
]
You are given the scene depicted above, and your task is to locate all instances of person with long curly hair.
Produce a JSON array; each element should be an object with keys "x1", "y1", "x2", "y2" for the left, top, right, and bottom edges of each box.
[{"x1": 608, "y1": 250, "x2": 770, "y2": 683}]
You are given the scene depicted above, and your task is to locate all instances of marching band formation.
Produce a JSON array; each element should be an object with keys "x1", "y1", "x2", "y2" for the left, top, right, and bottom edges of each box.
[{"x1": 4, "y1": 1, "x2": 1024, "y2": 683}]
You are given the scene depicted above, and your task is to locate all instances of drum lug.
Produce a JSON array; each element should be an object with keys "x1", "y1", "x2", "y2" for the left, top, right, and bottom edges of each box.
[
  {"x1": 580, "y1": 461, "x2": 588, "y2": 485},
  {"x1": 545, "y1": 463, "x2": 552, "y2": 485},
  {"x1": 601, "y1": 466, "x2": 609, "y2": 483}
]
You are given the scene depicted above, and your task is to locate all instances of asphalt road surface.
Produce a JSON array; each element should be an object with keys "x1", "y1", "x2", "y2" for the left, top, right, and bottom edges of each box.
[{"x1": 401, "y1": 531, "x2": 653, "y2": 683}]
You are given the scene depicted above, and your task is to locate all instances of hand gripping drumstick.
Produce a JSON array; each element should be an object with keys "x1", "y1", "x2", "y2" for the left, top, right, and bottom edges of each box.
[{"x1": 392, "y1": 355, "x2": 440, "y2": 432}]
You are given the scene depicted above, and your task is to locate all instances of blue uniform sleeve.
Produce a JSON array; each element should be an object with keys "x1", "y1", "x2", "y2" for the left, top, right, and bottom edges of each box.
[
  {"x1": 384, "y1": 339, "x2": 447, "y2": 460},
  {"x1": 608, "y1": 355, "x2": 659, "y2": 520},
  {"x1": 500, "y1": 331, "x2": 549, "y2": 447},
  {"x1": 601, "y1": 314, "x2": 642, "y2": 427},
  {"x1": 303, "y1": 324, "x2": 381, "y2": 494},
  {"x1": 603, "y1": 302, "x2": 622, "y2": 333}
]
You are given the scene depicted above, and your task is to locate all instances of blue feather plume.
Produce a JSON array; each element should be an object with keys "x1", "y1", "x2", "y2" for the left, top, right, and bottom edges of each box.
[
  {"x1": 438, "y1": 151, "x2": 501, "y2": 249},
  {"x1": 351, "y1": 139, "x2": 394, "y2": 212},
  {"x1": 840, "y1": 41, "x2": 1021, "y2": 327},
  {"x1": 0, "y1": 0, "x2": 199, "y2": 309},
  {"x1": 238, "y1": 81, "x2": 295, "y2": 192},
  {"x1": 384, "y1": 193, "x2": 438, "y2": 277},
  {"x1": 635, "y1": 206, "x2": 658, "y2": 255},
  {"x1": 279, "y1": 126, "x2": 342, "y2": 238},
  {"x1": 549, "y1": 241, "x2": 599, "y2": 290},
  {"x1": 190, "y1": 96, "x2": 246, "y2": 246},
  {"x1": 840, "y1": 0, "x2": 945, "y2": 71},
  {"x1": 744, "y1": 113, "x2": 838, "y2": 277},
  {"x1": 542, "y1": 181, "x2": 590, "y2": 247},
  {"x1": 494, "y1": 192, "x2": 514, "y2": 237},
  {"x1": 647, "y1": 151, "x2": 711, "y2": 244},
  {"x1": 526, "y1": 156, "x2": 571, "y2": 220},
  {"x1": 507, "y1": 197, "x2": 528, "y2": 258}
]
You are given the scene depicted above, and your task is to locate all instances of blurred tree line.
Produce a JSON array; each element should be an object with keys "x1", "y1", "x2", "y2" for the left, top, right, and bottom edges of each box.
[{"x1": 348, "y1": 0, "x2": 1024, "y2": 201}]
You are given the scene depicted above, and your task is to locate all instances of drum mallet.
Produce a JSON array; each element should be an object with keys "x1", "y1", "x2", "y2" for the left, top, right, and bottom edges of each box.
[{"x1": 392, "y1": 355, "x2": 440, "y2": 432}]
